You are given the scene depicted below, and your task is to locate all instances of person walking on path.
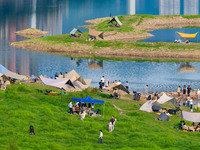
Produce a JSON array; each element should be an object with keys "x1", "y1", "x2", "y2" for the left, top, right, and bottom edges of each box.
[
  {"x1": 99, "y1": 130, "x2": 103, "y2": 144},
  {"x1": 68, "y1": 101, "x2": 73, "y2": 114},
  {"x1": 177, "y1": 86, "x2": 181, "y2": 97}
]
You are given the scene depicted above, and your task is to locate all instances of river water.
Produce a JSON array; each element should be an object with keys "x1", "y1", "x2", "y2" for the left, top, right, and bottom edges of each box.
[{"x1": 1, "y1": 0, "x2": 200, "y2": 93}]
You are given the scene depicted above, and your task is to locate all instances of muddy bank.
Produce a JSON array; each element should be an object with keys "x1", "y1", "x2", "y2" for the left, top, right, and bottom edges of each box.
[{"x1": 10, "y1": 41, "x2": 200, "y2": 61}]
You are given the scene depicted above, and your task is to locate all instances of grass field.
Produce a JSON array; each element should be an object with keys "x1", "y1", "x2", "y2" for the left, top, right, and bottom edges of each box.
[{"x1": 1, "y1": 83, "x2": 200, "y2": 150}]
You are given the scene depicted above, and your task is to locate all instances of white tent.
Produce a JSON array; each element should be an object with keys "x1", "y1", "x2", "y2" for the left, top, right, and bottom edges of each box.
[
  {"x1": 157, "y1": 93, "x2": 176, "y2": 106},
  {"x1": 139, "y1": 100, "x2": 156, "y2": 112},
  {"x1": 40, "y1": 77, "x2": 74, "y2": 89},
  {"x1": 0, "y1": 64, "x2": 26, "y2": 80},
  {"x1": 5, "y1": 71, "x2": 26, "y2": 80},
  {"x1": 179, "y1": 111, "x2": 200, "y2": 122}
]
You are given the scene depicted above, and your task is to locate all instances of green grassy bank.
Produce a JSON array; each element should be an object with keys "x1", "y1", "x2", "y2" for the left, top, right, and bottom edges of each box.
[{"x1": 0, "y1": 83, "x2": 200, "y2": 150}]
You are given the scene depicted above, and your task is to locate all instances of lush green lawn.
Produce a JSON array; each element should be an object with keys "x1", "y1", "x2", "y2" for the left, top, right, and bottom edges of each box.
[{"x1": 0, "y1": 83, "x2": 200, "y2": 150}]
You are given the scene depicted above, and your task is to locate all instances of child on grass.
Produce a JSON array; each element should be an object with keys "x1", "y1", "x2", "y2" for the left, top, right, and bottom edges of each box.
[{"x1": 99, "y1": 130, "x2": 103, "y2": 144}]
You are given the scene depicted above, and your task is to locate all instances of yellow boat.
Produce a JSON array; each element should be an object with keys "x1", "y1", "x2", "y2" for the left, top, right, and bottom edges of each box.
[{"x1": 177, "y1": 32, "x2": 198, "y2": 39}]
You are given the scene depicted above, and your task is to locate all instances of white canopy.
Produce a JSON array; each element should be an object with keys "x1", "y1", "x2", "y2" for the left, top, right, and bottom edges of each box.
[
  {"x1": 40, "y1": 77, "x2": 73, "y2": 89},
  {"x1": 5, "y1": 71, "x2": 26, "y2": 80},
  {"x1": 179, "y1": 111, "x2": 200, "y2": 122},
  {"x1": 157, "y1": 93, "x2": 176, "y2": 105},
  {"x1": 139, "y1": 100, "x2": 156, "y2": 112}
]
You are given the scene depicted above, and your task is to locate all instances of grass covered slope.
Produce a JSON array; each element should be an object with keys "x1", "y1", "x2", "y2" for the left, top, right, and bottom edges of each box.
[
  {"x1": 10, "y1": 14, "x2": 200, "y2": 61},
  {"x1": 1, "y1": 83, "x2": 200, "y2": 150}
]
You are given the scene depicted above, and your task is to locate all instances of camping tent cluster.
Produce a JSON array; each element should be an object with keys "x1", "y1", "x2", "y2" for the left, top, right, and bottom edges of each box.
[
  {"x1": 139, "y1": 93, "x2": 177, "y2": 113},
  {"x1": 0, "y1": 64, "x2": 26, "y2": 81},
  {"x1": 40, "y1": 70, "x2": 91, "y2": 91}
]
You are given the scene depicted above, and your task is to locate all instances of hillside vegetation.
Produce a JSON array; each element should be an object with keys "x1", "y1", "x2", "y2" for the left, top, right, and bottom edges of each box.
[{"x1": 0, "y1": 83, "x2": 200, "y2": 150}]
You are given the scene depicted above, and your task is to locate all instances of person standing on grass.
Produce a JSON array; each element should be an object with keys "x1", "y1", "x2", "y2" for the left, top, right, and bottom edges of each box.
[
  {"x1": 187, "y1": 85, "x2": 192, "y2": 97},
  {"x1": 190, "y1": 97, "x2": 193, "y2": 111},
  {"x1": 110, "y1": 116, "x2": 116, "y2": 131},
  {"x1": 99, "y1": 130, "x2": 103, "y2": 144},
  {"x1": 177, "y1": 86, "x2": 181, "y2": 97},
  {"x1": 3, "y1": 81, "x2": 6, "y2": 90},
  {"x1": 68, "y1": 101, "x2": 73, "y2": 114},
  {"x1": 0, "y1": 80, "x2": 2, "y2": 90}
]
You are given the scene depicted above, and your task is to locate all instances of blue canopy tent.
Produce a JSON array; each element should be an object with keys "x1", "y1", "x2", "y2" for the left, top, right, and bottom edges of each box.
[{"x1": 72, "y1": 96, "x2": 105, "y2": 117}]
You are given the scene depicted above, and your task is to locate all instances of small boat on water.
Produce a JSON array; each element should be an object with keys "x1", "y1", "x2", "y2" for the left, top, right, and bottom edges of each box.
[{"x1": 177, "y1": 32, "x2": 198, "y2": 39}]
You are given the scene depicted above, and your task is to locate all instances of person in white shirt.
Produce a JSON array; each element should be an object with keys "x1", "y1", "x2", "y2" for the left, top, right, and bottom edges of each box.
[
  {"x1": 68, "y1": 101, "x2": 73, "y2": 114},
  {"x1": 101, "y1": 76, "x2": 105, "y2": 86},
  {"x1": 80, "y1": 111, "x2": 86, "y2": 121},
  {"x1": 99, "y1": 130, "x2": 103, "y2": 144},
  {"x1": 190, "y1": 98, "x2": 193, "y2": 111}
]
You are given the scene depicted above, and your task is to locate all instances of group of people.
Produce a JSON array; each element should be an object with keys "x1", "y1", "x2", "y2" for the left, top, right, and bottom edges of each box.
[
  {"x1": 98, "y1": 115, "x2": 117, "y2": 144},
  {"x1": 180, "y1": 121, "x2": 200, "y2": 132},
  {"x1": 99, "y1": 76, "x2": 129, "y2": 92},
  {"x1": 68, "y1": 101, "x2": 95, "y2": 118},
  {"x1": 54, "y1": 72, "x2": 68, "y2": 79},
  {"x1": 0, "y1": 80, "x2": 6, "y2": 90},
  {"x1": 177, "y1": 85, "x2": 192, "y2": 97}
]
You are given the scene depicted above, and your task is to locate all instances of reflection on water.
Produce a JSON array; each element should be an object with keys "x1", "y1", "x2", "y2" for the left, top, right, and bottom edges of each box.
[
  {"x1": 88, "y1": 60, "x2": 103, "y2": 70},
  {"x1": 1, "y1": 0, "x2": 200, "y2": 92},
  {"x1": 178, "y1": 63, "x2": 196, "y2": 73}
]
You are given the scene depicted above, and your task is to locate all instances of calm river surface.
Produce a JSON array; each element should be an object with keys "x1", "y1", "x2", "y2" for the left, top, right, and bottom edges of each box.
[{"x1": 1, "y1": 0, "x2": 200, "y2": 93}]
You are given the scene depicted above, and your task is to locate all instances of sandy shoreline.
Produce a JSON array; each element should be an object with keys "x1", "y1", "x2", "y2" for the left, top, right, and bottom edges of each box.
[{"x1": 10, "y1": 15, "x2": 200, "y2": 61}]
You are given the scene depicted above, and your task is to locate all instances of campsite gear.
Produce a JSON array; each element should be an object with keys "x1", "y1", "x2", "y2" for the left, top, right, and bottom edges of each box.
[
  {"x1": 133, "y1": 92, "x2": 140, "y2": 100},
  {"x1": 152, "y1": 105, "x2": 162, "y2": 112},
  {"x1": 159, "y1": 113, "x2": 169, "y2": 121},
  {"x1": 70, "y1": 28, "x2": 82, "y2": 38},
  {"x1": 168, "y1": 109, "x2": 177, "y2": 115},
  {"x1": 177, "y1": 32, "x2": 198, "y2": 39},
  {"x1": 72, "y1": 96, "x2": 105, "y2": 117},
  {"x1": 30, "y1": 125, "x2": 35, "y2": 135},
  {"x1": 108, "y1": 16, "x2": 122, "y2": 27}
]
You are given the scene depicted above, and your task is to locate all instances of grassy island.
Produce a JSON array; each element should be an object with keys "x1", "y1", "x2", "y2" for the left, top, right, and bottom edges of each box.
[
  {"x1": 1, "y1": 83, "x2": 200, "y2": 149},
  {"x1": 10, "y1": 15, "x2": 200, "y2": 61}
]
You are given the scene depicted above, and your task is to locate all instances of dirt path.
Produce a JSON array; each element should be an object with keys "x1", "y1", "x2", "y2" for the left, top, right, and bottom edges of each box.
[{"x1": 113, "y1": 104, "x2": 124, "y2": 115}]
